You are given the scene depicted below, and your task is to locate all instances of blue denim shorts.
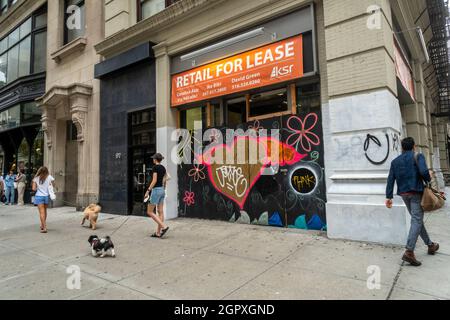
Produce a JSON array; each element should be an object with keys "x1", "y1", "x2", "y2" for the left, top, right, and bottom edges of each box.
[
  {"x1": 34, "y1": 196, "x2": 49, "y2": 205},
  {"x1": 150, "y1": 187, "x2": 165, "y2": 205}
]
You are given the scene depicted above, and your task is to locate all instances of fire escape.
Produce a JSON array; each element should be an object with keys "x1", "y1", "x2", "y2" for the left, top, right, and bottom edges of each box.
[{"x1": 427, "y1": 0, "x2": 450, "y2": 116}]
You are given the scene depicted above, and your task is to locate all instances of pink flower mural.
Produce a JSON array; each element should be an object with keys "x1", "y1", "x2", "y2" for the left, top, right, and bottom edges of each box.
[
  {"x1": 188, "y1": 163, "x2": 206, "y2": 182},
  {"x1": 286, "y1": 113, "x2": 321, "y2": 152},
  {"x1": 183, "y1": 191, "x2": 195, "y2": 206}
]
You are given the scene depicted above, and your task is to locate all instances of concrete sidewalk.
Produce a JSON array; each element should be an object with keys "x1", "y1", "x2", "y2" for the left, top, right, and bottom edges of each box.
[{"x1": 0, "y1": 201, "x2": 449, "y2": 300}]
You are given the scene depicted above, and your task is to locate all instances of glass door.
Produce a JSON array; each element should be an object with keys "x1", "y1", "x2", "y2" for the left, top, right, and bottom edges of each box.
[{"x1": 128, "y1": 108, "x2": 156, "y2": 215}]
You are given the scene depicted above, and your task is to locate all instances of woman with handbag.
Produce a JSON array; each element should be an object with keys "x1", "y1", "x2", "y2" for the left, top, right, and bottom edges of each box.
[
  {"x1": 15, "y1": 169, "x2": 27, "y2": 206},
  {"x1": 385, "y1": 137, "x2": 440, "y2": 267},
  {"x1": 4, "y1": 170, "x2": 16, "y2": 205},
  {"x1": 144, "y1": 153, "x2": 170, "y2": 238},
  {"x1": 32, "y1": 167, "x2": 55, "y2": 233}
]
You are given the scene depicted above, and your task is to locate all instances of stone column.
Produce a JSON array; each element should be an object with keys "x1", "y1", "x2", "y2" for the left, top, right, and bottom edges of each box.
[
  {"x1": 40, "y1": 102, "x2": 66, "y2": 206},
  {"x1": 323, "y1": 0, "x2": 408, "y2": 245},
  {"x1": 40, "y1": 104, "x2": 57, "y2": 172},
  {"x1": 69, "y1": 91, "x2": 90, "y2": 209},
  {"x1": 154, "y1": 42, "x2": 178, "y2": 220}
]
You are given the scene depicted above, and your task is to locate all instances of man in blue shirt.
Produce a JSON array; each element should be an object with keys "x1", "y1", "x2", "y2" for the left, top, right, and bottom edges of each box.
[
  {"x1": 4, "y1": 170, "x2": 16, "y2": 206},
  {"x1": 386, "y1": 137, "x2": 439, "y2": 266}
]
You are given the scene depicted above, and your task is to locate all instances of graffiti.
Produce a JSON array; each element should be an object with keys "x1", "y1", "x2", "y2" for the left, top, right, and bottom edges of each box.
[
  {"x1": 364, "y1": 133, "x2": 390, "y2": 165},
  {"x1": 291, "y1": 167, "x2": 317, "y2": 194},
  {"x1": 334, "y1": 136, "x2": 364, "y2": 162},
  {"x1": 183, "y1": 191, "x2": 195, "y2": 206},
  {"x1": 201, "y1": 136, "x2": 306, "y2": 209},
  {"x1": 215, "y1": 166, "x2": 249, "y2": 199},
  {"x1": 248, "y1": 120, "x2": 263, "y2": 133},
  {"x1": 289, "y1": 214, "x2": 326, "y2": 230},
  {"x1": 207, "y1": 128, "x2": 221, "y2": 144},
  {"x1": 392, "y1": 133, "x2": 400, "y2": 152},
  {"x1": 286, "y1": 113, "x2": 321, "y2": 152},
  {"x1": 311, "y1": 151, "x2": 320, "y2": 162},
  {"x1": 178, "y1": 111, "x2": 326, "y2": 231},
  {"x1": 188, "y1": 163, "x2": 206, "y2": 182}
]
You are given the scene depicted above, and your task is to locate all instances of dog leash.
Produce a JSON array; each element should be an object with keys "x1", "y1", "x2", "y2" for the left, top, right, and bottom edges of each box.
[
  {"x1": 110, "y1": 216, "x2": 130, "y2": 236},
  {"x1": 55, "y1": 200, "x2": 130, "y2": 235}
]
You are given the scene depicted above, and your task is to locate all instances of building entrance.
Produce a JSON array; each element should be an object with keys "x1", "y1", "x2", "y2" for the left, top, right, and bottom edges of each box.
[{"x1": 128, "y1": 108, "x2": 156, "y2": 215}]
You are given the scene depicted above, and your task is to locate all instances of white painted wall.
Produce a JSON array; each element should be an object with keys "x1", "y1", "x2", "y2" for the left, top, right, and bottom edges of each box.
[{"x1": 324, "y1": 89, "x2": 409, "y2": 246}]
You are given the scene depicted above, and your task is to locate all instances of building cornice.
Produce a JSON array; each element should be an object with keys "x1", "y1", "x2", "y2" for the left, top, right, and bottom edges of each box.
[
  {"x1": 95, "y1": 0, "x2": 227, "y2": 58},
  {"x1": 0, "y1": 0, "x2": 46, "y2": 37},
  {"x1": 96, "y1": 0, "x2": 314, "y2": 59},
  {"x1": 38, "y1": 83, "x2": 93, "y2": 107}
]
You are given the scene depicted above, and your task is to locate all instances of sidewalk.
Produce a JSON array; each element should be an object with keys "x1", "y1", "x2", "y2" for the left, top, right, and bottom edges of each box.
[{"x1": 0, "y1": 200, "x2": 449, "y2": 300}]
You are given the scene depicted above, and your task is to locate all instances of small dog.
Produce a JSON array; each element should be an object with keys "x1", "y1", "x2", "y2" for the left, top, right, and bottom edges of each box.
[
  {"x1": 82, "y1": 204, "x2": 101, "y2": 230},
  {"x1": 88, "y1": 235, "x2": 116, "y2": 258}
]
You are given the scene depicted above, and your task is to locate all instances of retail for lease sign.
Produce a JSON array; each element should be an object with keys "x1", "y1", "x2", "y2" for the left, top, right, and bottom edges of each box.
[{"x1": 171, "y1": 35, "x2": 304, "y2": 107}]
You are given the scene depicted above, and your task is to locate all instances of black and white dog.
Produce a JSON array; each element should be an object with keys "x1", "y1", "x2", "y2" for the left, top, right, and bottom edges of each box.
[{"x1": 88, "y1": 235, "x2": 116, "y2": 258}]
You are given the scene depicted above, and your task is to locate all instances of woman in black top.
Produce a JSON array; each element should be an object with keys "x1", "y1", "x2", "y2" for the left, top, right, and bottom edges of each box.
[{"x1": 144, "y1": 153, "x2": 169, "y2": 238}]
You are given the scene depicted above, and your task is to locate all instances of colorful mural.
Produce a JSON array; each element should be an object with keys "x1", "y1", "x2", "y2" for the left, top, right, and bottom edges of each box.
[{"x1": 177, "y1": 110, "x2": 326, "y2": 231}]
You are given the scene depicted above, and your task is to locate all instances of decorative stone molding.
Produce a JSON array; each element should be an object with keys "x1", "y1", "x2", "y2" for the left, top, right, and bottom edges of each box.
[
  {"x1": 40, "y1": 83, "x2": 92, "y2": 106},
  {"x1": 70, "y1": 93, "x2": 90, "y2": 143},
  {"x1": 38, "y1": 101, "x2": 57, "y2": 148},
  {"x1": 153, "y1": 41, "x2": 169, "y2": 59},
  {"x1": 0, "y1": 74, "x2": 45, "y2": 110},
  {"x1": 95, "y1": 0, "x2": 226, "y2": 57},
  {"x1": 37, "y1": 83, "x2": 93, "y2": 144},
  {"x1": 50, "y1": 37, "x2": 88, "y2": 63}
]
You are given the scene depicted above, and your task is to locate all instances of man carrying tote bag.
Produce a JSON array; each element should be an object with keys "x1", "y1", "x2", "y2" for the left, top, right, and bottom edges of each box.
[
  {"x1": 414, "y1": 161, "x2": 446, "y2": 212},
  {"x1": 385, "y1": 137, "x2": 440, "y2": 267}
]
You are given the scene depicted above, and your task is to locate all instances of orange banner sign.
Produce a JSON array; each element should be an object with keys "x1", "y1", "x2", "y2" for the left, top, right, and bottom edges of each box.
[{"x1": 171, "y1": 35, "x2": 304, "y2": 107}]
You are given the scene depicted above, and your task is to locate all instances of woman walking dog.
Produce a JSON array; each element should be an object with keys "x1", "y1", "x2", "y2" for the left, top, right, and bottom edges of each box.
[
  {"x1": 144, "y1": 153, "x2": 169, "y2": 238},
  {"x1": 32, "y1": 167, "x2": 55, "y2": 233}
]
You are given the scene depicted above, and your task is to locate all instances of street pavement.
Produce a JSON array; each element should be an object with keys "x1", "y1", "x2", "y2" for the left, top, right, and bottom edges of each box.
[{"x1": 0, "y1": 198, "x2": 449, "y2": 300}]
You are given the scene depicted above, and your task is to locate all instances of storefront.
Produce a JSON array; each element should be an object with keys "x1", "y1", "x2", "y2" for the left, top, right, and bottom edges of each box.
[
  {"x1": 171, "y1": 5, "x2": 326, "y2": 230},
  {"x1": 0, "y1": 99, "x2": 45, "y2": 203},
  {"x1": 95, "y1": 43, "x2": 157, "y2": 215},
  {"x1": 0, "y1": 4, "x2": 47, "y2": 203}
]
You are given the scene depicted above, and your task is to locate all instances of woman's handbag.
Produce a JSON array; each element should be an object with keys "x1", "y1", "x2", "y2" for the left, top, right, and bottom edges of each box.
[
  {"x1": 414, "y1": 153, "x2": 446, "y2": 212},
  {"x1": 13, "y1": 182, "x2": 18, "y2": 189},
  {"x1": 48, "y1": 183, "x2": 56, "y2": 201}
]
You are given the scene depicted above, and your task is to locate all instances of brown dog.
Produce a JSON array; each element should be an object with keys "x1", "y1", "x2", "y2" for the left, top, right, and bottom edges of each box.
[{"x1": 81, "y1": 204, "x2": 101, "y2": 230}]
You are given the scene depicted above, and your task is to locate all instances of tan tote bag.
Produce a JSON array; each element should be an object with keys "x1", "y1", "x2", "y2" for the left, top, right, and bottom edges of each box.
[{"x1": 414, "y1": 153, "x2": 446, "y2": 212}]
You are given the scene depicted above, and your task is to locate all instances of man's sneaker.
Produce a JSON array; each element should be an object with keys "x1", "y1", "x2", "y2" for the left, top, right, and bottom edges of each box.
[
  {"x1": 428, "y1": 243, "x2": 440, "y2": 255},
  {"x1": 402, "y1": 250, "x2": 422, "y2": 266}
]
